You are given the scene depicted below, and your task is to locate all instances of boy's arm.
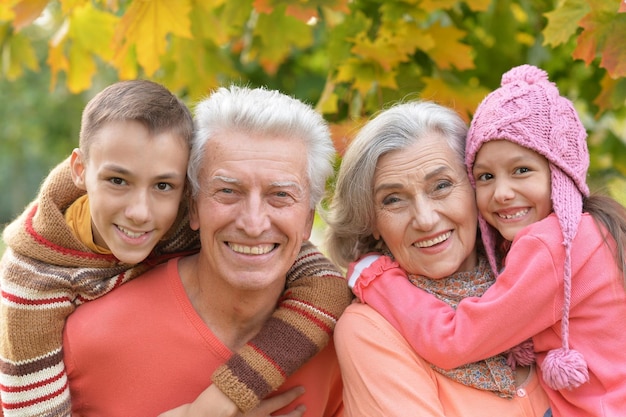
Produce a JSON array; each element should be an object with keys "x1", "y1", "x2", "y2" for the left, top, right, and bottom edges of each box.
[
  {"x1": 0, "y1": 247, "x2": 148, "y2": 417},
  {"x1": 0, "y1": 249, "x2": 75, "y2": 417},
  {"x1": 211, "y1": 241, "x2": 353, "y2": 413}
]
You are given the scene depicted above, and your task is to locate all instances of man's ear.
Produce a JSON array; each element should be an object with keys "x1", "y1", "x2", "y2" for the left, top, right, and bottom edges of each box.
[
  {"x1": 188, "y1": 195, "x2": 200, "y2": 231},
  {"x1": 69, "y1": 149, "x2": 87, "y2": 190},
  {"x1": 302, "y1": 209, "x2": 315, "y2": 240}
]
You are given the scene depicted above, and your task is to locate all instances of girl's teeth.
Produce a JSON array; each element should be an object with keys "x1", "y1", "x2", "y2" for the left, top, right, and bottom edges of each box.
[{"x1": 499, "y1": 209, "x2": 529, "y2": 219}]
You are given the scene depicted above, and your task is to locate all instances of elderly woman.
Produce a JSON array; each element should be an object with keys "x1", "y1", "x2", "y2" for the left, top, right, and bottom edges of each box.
[{"x1": 324, "y1": 101, "x2": 550, "y2": 416}]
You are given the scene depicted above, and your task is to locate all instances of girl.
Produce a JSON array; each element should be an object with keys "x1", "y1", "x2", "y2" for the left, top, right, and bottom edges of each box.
[{"x1": 349, "y1": 65, "x2": 626, "y2": 416}]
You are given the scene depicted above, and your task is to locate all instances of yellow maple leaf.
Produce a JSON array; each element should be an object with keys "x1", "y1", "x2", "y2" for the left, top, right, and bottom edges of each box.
[
  {"x1": 350, "y1": 30, "x2": 408, "y2": 71},
  {"x1": 3, "y1": 32, "x2": 39, "y2": 80},
  {"x1": 543, "y1": 0, "x2": 590, "y2": 47},
  {"x1": 67, "y1": 42, "x2": 96, "y2": 93},
  {"x1": 47, "y1": 20, "x2": 70, "y2": 90},
  {"x1": 114, "y1": 0, "x2": 192, "y2": 77},
  {"x1": 60, "y1": 0, "x2": 89, "y2": 14},
  {"x1": 69, "y1": 3, "x2": 118, "y2": 61},
  {"x1": 424, "y1": 23, "x2": 474, "y2": 71},
  {"x1": 0, "y1": 0, "x2": 18, "y2": 21}
]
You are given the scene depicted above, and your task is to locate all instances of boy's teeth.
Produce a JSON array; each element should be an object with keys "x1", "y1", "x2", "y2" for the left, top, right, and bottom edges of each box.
[{"x1": 119, "y1": 226, "x2": 144, "y2": 238}]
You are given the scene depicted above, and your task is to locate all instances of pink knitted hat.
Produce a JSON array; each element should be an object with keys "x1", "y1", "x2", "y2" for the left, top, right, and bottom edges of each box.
[{"x1": 465, "y1": 64, "x2": 590, "y2": 391}]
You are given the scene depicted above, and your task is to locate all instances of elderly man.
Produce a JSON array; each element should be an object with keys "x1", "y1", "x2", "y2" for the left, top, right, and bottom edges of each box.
[{"x1": 63, "y1": 86, "x2": 346, "y2": 416}]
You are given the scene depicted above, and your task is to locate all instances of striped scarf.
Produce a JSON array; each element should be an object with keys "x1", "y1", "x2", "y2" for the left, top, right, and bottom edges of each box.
[{"x1": 0, "y1": 157, "x2": 352, "y2": 415}]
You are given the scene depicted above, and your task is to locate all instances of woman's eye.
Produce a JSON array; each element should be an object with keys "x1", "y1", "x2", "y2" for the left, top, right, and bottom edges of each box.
[
  {"x1": 109, "y1": 177, "x2": 125, "y2": 185},
  {"x1": 435, "y1": 180, "x2": 452, "y2": 190},
  {"x1": 382, "y1": 195, "x2": 400, "y2": 205}
]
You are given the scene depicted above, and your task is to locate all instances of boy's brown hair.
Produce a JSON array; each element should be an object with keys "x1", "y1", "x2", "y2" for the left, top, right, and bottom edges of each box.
[{"x1": 79, "y1": 79, "x2": 193, "y2": 159}]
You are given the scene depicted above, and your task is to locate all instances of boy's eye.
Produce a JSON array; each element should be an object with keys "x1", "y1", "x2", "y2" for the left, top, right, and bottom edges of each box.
[{"x1": 109, "y1": 177, "x2": 126, "y2": 185}]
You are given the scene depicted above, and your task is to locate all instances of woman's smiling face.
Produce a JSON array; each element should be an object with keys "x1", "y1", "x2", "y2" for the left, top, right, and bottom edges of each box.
[{"x1": 372, "y1": 132, "x2": 478, "y2": 279}]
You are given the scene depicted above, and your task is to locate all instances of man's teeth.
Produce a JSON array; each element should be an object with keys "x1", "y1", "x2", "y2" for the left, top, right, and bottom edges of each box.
[
  {"x1": 414, "y1": 231, "x2": 451, "y2": 248},
  {"x1": 229, "y1": 243, "x2": 275, "y2": 255},
  {"x1": 118, "y1": 226, "x2": 145, "y2": 238},
  {"x1": 498, "y1": 209, "x2": 529, "y2": 219}
]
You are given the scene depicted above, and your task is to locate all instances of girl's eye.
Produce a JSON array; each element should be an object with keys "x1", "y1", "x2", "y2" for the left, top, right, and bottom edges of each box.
[
  {"x1": 476, "y1": 173, "x2": 493, "y2": 182},
  {"x1": 515, "y1": 167, "x2": 530, "y2": 174},
  {"x1": 156, "y1": 182, "x2": 173, "y2": 191}
]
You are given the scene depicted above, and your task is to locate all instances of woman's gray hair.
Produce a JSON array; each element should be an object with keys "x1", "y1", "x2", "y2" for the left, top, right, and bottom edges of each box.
[
  {"x1": 188, "y1": 85, "x2": 335, "y2": 209},
  {"x1": 324, "y1": 100, "x2": 468, "y2": 268}
]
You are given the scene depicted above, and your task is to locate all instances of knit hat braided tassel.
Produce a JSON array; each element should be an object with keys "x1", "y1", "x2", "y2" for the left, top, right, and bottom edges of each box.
[
  {"x1": 542, "y1": 241, "x2": 589, "y2": 390},
  {"x1": 465, "y1": 64, "x2": 591, "y2": 391}
]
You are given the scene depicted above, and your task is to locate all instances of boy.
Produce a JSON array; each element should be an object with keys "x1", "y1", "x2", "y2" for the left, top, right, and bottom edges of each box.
[{"x1": 0, "y1": 80, "x2": 352, "y2": 416}]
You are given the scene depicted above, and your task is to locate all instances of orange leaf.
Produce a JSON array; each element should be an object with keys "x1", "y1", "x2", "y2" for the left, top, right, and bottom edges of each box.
[
  {"x1": 329, "y1": 119, "x2": 364, "y2": 156},
  {"x1": 425, "y1": 24, "x2": 474, "y2": 71},
  {"x1": 421, "y1": 77, "x2": 490, "y2": 122},
  {"x1": 286, "y1": 3, "x2": 318, "y2": 22},
  {"x1": 11, "y1": 0, "x2": 48, "y2": 31},
  {"x1": 599, "y1": 16, "x2": 626, "y2": 77},
  {"x1": 593, "y1": 73, "x2": 618, "y2": 114}
]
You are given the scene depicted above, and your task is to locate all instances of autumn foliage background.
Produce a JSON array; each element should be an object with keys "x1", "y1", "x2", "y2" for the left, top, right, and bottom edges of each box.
[{"x1": 1, "y1": 0, "x2": 626, "y2": 232}]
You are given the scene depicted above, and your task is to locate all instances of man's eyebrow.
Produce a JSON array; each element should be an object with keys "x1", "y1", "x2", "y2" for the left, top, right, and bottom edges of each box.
[
  {"x1": 271, "y1": 181, "x2": 302, "y2": 190},
  {"x1": 211, "y1": 175, "x2": 239, "y2": 184}
]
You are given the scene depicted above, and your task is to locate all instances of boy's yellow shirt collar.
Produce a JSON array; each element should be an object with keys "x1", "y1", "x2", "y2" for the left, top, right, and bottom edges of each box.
[{"x1": 64, "y1": 194, "x2": 112, "y2": 255}]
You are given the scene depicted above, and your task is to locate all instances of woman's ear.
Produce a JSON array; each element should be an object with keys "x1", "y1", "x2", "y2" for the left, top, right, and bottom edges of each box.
[
  {"x1": 69, "y1": 149, "x2": 87, "y2": 190},
  {"x1": 371, "y1": 224, "x2": 380, "y2": 241}
]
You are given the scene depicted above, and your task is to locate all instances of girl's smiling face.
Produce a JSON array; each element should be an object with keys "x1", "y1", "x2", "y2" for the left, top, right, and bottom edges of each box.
[{"x1": 472, "y1": 140, "x2": 552, "y2": 242}]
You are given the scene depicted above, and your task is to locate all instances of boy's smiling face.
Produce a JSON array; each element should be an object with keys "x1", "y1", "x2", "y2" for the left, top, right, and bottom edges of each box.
[{"x1": 70, "y1": 119, "x2": 189, "y2": 264}]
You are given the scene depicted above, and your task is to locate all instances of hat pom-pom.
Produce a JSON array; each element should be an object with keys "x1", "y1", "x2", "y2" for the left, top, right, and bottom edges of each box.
[
  {"x1": 501, "y1": 64, "x2": 548, "y2": 86},
  {"x1": 542, "y1": 347, "x2": 589, "y2": 390},
  {"x1": 506, "y1": 339, "x2": 536, "y2": 369}
]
